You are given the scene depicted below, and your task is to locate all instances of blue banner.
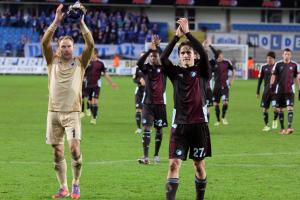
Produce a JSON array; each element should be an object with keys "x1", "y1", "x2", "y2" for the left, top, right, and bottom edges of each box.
[{"x1": 25, "y1": 43, "x2": 145, "y2": 59}]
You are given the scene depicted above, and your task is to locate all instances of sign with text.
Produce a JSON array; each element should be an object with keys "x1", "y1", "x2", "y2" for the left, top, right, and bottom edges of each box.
[
  {"x1": 24, "y1": 43, "x2": 145, "y2": 58},
  {"x1": 208, "y1": 32, "x2": 300, "y2": 51}
]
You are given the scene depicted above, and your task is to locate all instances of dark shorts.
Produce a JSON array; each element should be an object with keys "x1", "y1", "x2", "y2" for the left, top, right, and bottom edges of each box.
[
  {"x1": 142, "y1": 104, "x2": 168, "y2": 128},
  {"x1": 135, "y1": 86, "x2": 144, "y2": 109},
  {"x1": 213, "y1": 87, "x2": 229, "y2": 103},
  {"x1": 169, "y1": 123, "x2": 212, "y2": 161},
  {"x1": 261, "y1": 90, "x2": 276, "y2": 108},
  {"x1": 275, "y1": 93, "x2": 294, "y2": 108},
  {"x1": 86, "y1": 86, "x2": 101, "y2": 100},
  {"x1": 206, "y1": 88, "x2": 213, "y2": 107}
]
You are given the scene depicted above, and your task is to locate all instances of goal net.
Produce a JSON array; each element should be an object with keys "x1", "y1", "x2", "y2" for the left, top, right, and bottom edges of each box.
[{"x1": 210, "y1": 44, "x2": 248, "y2": 80}]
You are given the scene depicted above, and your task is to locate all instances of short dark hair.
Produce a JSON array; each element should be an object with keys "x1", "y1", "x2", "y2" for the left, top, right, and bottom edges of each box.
[
  {"x1": 178, "y1": 40, "x2": 193, "y2": 54},
  {"x1": 215, "y1": 49, "x2": 222, "y2": 59},
  {"x1": 283, "y1": 48, "x2": 292, "y2": 53},
  {"x1": 94, "y1": 48, "x2": 98, "y2": 55},
  {"x1": 266, "y1": 51, "x2": 275, "y2": 59}
]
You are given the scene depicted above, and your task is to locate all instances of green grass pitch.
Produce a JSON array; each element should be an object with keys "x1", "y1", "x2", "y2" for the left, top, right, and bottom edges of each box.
[{"x1": 0, "y1": 75, "x2": 300, "y2": 200}]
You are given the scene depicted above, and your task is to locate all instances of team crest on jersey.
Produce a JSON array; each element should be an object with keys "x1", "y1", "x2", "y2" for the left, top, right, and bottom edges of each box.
[
  {"x1": 176, "y1": 149, "x2": 183, "y2": 156},
  {"x1": 69, "y1": 62, "x2": 76, "y2": 68},
  {"x1": 157, "y1": 68, "x2": 161, "y2": 73},
  {"x1": 191, "y1": 71, "x2": 197, "y2": 77},
  {"x1": 289, "y1": 66, "x2": 293, "y2": 70}
]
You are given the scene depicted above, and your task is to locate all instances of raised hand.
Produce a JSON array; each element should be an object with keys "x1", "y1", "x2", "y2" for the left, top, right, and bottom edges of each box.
[
  {"x1": 152, "y1": 35, "x2": 161, "y2": 46},
  {"x1": 177, "y1": 18, "x2": 190, "y2": 34},
  {"x1": 175, "y1": 25, "x2": 184, "y2": 38},
  {"x1": 202, "y1": 38, "x2": 212, "y2": 49},
  {"x1": 54, "y1": 4, "x2": 65, "y2": 25},
  {"x1": 150, "y1": 41, "x2": 157, "y2": 51}
]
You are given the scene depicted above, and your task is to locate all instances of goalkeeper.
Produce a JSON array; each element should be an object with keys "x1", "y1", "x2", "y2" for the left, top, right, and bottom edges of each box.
[{"x1": 41, "y1": 3, "x2": 94, "y2": 199}]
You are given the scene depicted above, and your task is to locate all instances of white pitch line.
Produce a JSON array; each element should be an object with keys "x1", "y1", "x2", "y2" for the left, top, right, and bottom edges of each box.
[
  {"x1": 213, "y1": 151, "x2": 300, "y2": 157},
  {"x1": 1, "y1": 152, "x2": 300, "y2": 166},
  {"x1": 210, "y1": 163, "x2": 300, "y2": 168},
  {"x1": 0, "y1": 160, "x2": 299, "y2": 168}
]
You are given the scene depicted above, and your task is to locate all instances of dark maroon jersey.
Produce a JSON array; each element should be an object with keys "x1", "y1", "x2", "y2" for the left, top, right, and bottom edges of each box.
[
  {"x1": 211, "y1": 59, "x2": 234, "y2": 89},
  {"x1": 137, "y1": 50, "x2": 167, "y2": 105},
  {"x1": 256, "y1": 63, "x2": 274, "y2": 95},
  {"x1": 85, "y1": 58, "x2": 107, "y2": 88},
  {"x1": 272, "y1": 60, "x2": 298, "y2": 94},
  {"x1": 160, "y1": 33, "x2": 210, "y2": 124}
]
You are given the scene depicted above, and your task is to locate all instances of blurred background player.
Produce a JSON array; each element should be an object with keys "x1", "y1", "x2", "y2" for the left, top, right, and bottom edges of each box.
[
  {"x1": 80, "y1": 74, "x2": 91, "y2": 118},
  {"x1": 270, "y1": 48, "x2": 300, "y2": 134},
  {"x1": 42, "y1": 3, "x2": 94, "y2": 199},
  {"x1": 85, "y1": 48, "x2": 118, "y2": 124},
  {"x1": 133, "y1": 52, "x2": 146, "y2": 134},
  {"x1": 136, "y1": 35, "x2": 168, "y2": 164},
  {"x1": 202, "y1": 40, "x2": 214, "y2": 122},
  {"x1": 256, "y1": 51, "x2": 279, "y2": 131},
  {"x1": 209, "y1": 44, "x2": 236, "y2": 126},
  {"x1": 161, "y1": 18, "x2": 211, "y2": 200}
]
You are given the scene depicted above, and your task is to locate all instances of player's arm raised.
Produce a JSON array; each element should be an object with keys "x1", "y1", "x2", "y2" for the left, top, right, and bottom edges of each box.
[
  {"x1": 41, "y1": 4, "x2": 64, "y2": 65},
  {"x1": 208, "y1": 44, "x2": 218, "y2": 59},
  {"x1": 179, "y1": 18, "x2": 210, "y2": 79},
  {"x1": 136, "y1": 43, "x2": 153, "y2": 70},
  {"x1": 78, "y1": 16, "x2": 94, "y2": 69},
  {"x1": 160, "y1": 26, "x2": 182, "y2": 69}
]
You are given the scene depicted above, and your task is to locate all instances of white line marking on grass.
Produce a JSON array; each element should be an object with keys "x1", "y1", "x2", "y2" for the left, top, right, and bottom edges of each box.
[
  {"x1": 210, "y1": 163, "x2": 300, "y2": 168},
  {"x1": 214, "y1": 152, "x2": 300, "y2": 157},
  {"x1": 1, "y1": 152, "x2": 300, "y2": 166}
]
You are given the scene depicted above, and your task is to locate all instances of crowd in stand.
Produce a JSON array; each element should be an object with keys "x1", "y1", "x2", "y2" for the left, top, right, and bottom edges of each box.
[{"x1": 1, "y1": 7, "x2": 158, "y2": 45}]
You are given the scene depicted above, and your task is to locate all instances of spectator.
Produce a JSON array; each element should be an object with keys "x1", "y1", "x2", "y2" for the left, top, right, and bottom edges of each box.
[
  {"x1": 0, "y1": 6, "x2": 157, "y2": 56},
  {"x1": 4, "y1": 42, "x2": 13, "y2": 57},
  {"x1": 16, "y1": 35, "x2": 28, "y2": 57},
  {"x1": 112, "y1": 54, "x2": 120, "y2": 68}
]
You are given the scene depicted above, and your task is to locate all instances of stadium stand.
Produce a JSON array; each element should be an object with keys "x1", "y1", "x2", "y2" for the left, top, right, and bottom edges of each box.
[{"x1": 0, "y1": 5, "x2": 167, "y2": 56}]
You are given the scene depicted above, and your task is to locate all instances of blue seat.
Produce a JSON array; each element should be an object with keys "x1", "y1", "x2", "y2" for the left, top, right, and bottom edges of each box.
[
  {"x1": 0, "y1": 27, "x2": 40, "y2": 53},
  {"x1": 198, "y1": 23, "x2": 221, "y2": 30}
]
